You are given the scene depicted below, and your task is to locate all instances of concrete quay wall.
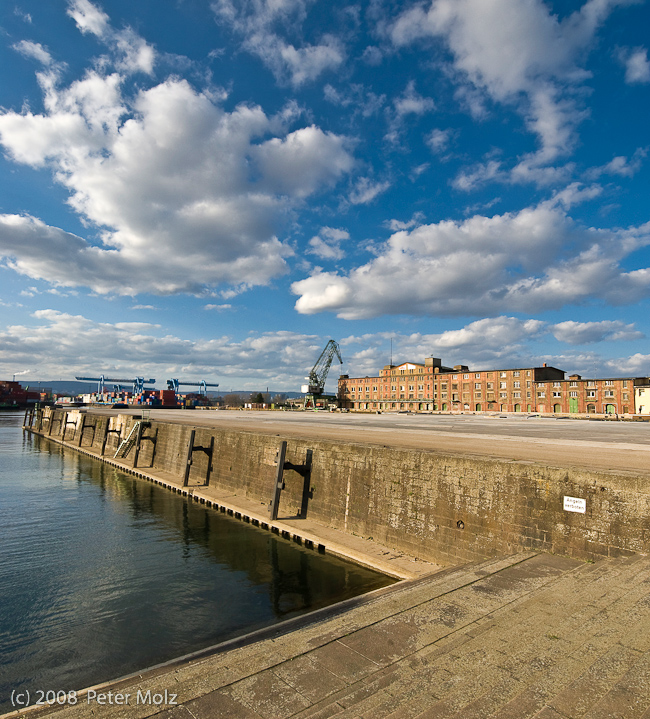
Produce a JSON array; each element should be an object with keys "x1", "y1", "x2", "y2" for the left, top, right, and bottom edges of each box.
[{"x1": 28, "y1": 407, "x2": 650, "y2": 566}]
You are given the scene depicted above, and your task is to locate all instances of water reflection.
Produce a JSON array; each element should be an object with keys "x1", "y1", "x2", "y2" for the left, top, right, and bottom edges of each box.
[{"x1": 0, "y1": 413, "x2": 393, "y2": 711}]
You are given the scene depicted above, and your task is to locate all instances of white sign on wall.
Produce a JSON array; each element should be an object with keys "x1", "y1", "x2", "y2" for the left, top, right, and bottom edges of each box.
[{"x1": 563, "y1": 496, "x2": 586, "y2": 514}]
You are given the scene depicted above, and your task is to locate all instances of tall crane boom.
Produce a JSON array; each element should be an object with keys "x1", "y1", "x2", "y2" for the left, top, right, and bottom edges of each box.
[{"x1": 302, "y1": 340, "x2": 343, "y2": 396}]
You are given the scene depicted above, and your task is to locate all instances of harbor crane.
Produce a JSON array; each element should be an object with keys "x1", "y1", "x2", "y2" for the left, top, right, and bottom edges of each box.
[
  {"x1": 166, "y1": 379, "x2": 219, "y2": 396},
  {"x1": 75, "y1": 375, "x2": 156, "y2": 395},
  {"x1": 301, "y1": 339, "x2": 343, "y2": 408}
]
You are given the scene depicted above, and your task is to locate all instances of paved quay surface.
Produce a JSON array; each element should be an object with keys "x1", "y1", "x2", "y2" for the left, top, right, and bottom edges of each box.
[
  {"x1": 9, "y1": 551, "x2": 650, "y2": 719},
  {"x1": 90, "y1": 408, "x2": 650, "y2": 475}
]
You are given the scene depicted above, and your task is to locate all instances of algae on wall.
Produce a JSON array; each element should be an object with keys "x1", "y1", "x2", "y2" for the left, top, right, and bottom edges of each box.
[{"x1": 30, "y1": 409, "x2": 650, "y2": 565}]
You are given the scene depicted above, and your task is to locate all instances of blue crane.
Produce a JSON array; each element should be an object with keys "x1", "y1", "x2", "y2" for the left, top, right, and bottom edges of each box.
[
  {"x1": 75, "y1": 375, "x2": 156, "y2": 394},
  {"x1": 166, "y1": 379, "x2": 219, "y2": 396}
]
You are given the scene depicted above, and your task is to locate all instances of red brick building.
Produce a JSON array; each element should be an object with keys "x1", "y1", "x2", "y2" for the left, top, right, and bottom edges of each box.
[
  {"x1": 539, "y1": 375, "x2": 636, "y2": 415},
  {"x1": 338, "y1": 358, "x2": 644, "y2": 415}
]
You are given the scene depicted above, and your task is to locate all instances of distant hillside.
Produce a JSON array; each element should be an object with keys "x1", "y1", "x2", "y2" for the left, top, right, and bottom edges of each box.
[
  {"x1": 18, "y1": 380, "x2": 97, "y2": 395},
  {"x1": 16, "y1": 381, "x2": 303, "y2": 398}
]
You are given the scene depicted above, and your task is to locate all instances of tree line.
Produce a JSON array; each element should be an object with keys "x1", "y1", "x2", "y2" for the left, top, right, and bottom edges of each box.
[{"x1": 221, "y1": 392, "x2": 287, "y2": 407}]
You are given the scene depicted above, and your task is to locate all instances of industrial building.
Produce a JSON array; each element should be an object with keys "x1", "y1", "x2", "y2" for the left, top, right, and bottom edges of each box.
[
  {"x1": 338, "y1": 357, "x2": 646, "y2": 416},
  {"x1": 0, "y1": 381, "x2": 49, "y2": 408}
]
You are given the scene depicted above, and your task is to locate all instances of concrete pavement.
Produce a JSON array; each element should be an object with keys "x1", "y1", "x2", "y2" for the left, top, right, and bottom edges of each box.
[{"x1": 87, "y1": 409, "x2": 650, "y2": 475}]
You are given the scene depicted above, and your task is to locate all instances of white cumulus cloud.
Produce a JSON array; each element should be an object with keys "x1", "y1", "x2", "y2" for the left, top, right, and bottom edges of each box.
[
  {"x1": 67, "y1": 0, "x2": 110, "y2": 37},
  {"x1": 292, "y1": 198, "x2": 650, "y2": 319},
  {"x1": 349, "y1": 177, "x2": 391, "y2": 205},
  {"x1": 0, "y1": 20, "x2": 353, "y2": 297},
  {"x1": 551, "y1": 320, "x2": 644, "y2": 345},
  {"x1": 212, "y1": 0, "x2": 344, "y2": 87},
  {"x1": 0, "y1": 310, "x2": 338, "y2": 390},
  {"x1": 620, "y1": 47, "x2": 650, "y2": 84},
  {"x1": 391, "y1": 0, "x2": 630, "y2": 178},
  {"x1": 307, "y1": 227, "x2": 350, "y2": 260},
  {"x1": 67, "y1": 0, "x2": 154, "y2": 75},
  {"x1": 12, "y1": 41, "x2": 55, "y2": 66}
]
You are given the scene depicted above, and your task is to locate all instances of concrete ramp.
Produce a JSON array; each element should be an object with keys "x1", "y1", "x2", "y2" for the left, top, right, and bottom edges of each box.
[{"x1": 11, "y1": 550, "x2": 650, "y2": 719}]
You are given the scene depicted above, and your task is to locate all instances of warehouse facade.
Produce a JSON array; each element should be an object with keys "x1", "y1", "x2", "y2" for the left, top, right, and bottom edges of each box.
[{"x1": 338, "y1": 357, "x2": 644, "y2": 415}]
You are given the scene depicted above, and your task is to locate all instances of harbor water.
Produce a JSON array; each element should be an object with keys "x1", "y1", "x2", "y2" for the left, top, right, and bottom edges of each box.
[{"x1": 0, "y1": 412, "x2": 394, "y2": 712}]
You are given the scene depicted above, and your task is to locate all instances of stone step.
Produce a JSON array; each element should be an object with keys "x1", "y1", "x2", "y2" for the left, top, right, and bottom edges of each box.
[
  {"x1": 283, "y1": 554, "x2": 589, "y2": 719},
  {"x1": 286, "y1": 555, "x2": 650, "y2": 719}
]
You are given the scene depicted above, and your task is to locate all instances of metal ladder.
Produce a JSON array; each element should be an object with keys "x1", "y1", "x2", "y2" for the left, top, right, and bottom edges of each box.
[{"x1": 113, "y1": 421, "x2": 142, "y2": 458}]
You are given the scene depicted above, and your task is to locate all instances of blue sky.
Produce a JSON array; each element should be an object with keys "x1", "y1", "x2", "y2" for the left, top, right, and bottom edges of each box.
[{"x1": 1, "y1": 0, "x2": 650, "y2": 392}]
